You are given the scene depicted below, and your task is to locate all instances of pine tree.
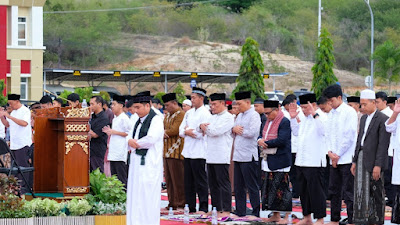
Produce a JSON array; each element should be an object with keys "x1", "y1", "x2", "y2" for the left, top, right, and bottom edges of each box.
[
  {"x1": 173, "y1": 81, "x2": 186, "y2": 103},
  {"x1": 231, "y1": 37, "x2": 266, "y2": 102},
  {"x1": 311, "y1": 28, "x2": 338, "y2": 99}
]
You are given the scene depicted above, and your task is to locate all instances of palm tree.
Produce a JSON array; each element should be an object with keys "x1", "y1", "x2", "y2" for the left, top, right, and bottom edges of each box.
[{"x1": 373, "y1": 41, "x2": 400, "y2": 94}]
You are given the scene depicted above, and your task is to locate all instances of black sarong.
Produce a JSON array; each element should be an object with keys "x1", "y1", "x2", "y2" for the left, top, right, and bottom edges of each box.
[
  {"x1": 353, "y1": 150, "x2": 385, "y2": 224},
  {"x1": 261, "y1": 171, "x2": 292, "y2": 212}
]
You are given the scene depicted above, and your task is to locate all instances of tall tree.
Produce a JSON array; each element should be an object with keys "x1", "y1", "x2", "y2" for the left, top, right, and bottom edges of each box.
[
  {"x1": 173, "y1": 81, "x2": 186, "y2": 103},
  {"x1": 311, "y1": 28, "x2": 338, "y2": 99},
  {"x1": 373, "y1": 40, "x2": 400, "y2": 94},
  {"x1": 231, "y1": 37, "x2": 265, "y2": 102}
]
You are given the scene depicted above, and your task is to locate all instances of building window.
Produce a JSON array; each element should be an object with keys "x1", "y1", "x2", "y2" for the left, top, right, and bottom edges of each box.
[
  {"x1": 18, "y1": 17, "x2": 26, "y2": 46},
  {"x1": 20, "y1": 78, "x2": 28, "y2": 100}
]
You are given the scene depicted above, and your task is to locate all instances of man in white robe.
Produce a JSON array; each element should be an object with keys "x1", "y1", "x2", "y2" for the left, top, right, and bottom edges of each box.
[
  {"x1": 385, "y1": 99, "x2": 400, "y2": 224},
  {"x1": 126, "y1": 94, "x2": 164, "y2": 225}
]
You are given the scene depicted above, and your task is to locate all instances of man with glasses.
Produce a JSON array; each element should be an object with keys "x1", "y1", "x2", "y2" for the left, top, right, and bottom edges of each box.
[{"x1": 258, "y1": 100, "x2": 292, "y2": 223}]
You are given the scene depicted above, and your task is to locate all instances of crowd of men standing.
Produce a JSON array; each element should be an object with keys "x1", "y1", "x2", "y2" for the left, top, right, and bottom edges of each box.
[{"x1": 1, "y1": 83, "x2": 400, "y2": 225}]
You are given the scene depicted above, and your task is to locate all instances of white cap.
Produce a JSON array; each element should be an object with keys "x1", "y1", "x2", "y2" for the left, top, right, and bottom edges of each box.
[
  {"x1": 360, "y1": 89, "x2": 376, "y2": 100},
  {"x1": 182, "y1": 99, "x2": 192, "y2": 106}
]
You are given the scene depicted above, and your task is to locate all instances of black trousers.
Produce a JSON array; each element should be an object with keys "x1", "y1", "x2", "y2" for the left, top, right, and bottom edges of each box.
[
  {"x1": 297, "y1": 167, "x2": 326, "y2": 219},
  {"x1": 385, "y1": 156, "x2": 395, "y2": 207},
  {"x1": 184, "y1": 158, "x2": 209, "y2": 213},
  {"x1": 110, "y1": 161, "x2": 128, "y2": 188},
  {"x1": 329, "y1": 163, "x2": 354, "y2": 223},
  {"x1": 234, "y1": 160, "x2": 260, "y2": 217},
  {"x1": 207, "y1": 164, "x2": 232, "y2": 212},
  {"x1": 11, "y1": 146, "x2": 31, "y2": 194},
  {"x1": 322, "y1": 155, "x2": 332, "y2": 199},
  {"x1": 90, "y1": 155, "x2": 104, "y2": 173},
  {"x1": 289, "y1": 153, "x2": 300, "y2": 198}
]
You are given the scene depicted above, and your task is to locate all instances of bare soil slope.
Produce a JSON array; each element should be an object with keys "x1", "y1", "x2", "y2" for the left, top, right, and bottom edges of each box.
[{"x1": 98, "y1": 33, "x2": 367, "y2": 94}]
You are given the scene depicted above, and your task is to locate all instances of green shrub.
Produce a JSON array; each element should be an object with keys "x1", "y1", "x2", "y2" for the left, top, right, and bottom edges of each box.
[
  {"x1": 87, "y1": 169, "x2": 126, "y2": 204},
  {"x1": 66, "y1": 197, "x2": 92, "y2": 216},
  {"x1": 92, "y1": 202, "x2": 126, "y2": 215},
  {"x1": 0, "y1": 176, "x2": 32, "y2": 218},
  {"x1": 24, "y1": 198, "x2": 64, "y2": 217}
]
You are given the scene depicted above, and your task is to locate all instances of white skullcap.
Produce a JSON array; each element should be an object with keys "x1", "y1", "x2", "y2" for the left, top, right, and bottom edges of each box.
[
  {"x1": 182, "y1": 99, "x2": 192, "y2": 106},
  {"x1": 360, "y1": 89, "x2": 376, "y2": 100}
]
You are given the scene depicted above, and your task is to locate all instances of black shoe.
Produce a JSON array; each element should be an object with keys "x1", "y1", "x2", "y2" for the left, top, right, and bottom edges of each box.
[{"x1": 339, "y1": 217, "x2": 348, "y2": 225}]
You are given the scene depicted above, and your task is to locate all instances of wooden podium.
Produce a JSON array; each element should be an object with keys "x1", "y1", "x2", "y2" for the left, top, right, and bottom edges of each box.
[{"x1": 33, "y1": 107, "x2": 91, "y2": 197}]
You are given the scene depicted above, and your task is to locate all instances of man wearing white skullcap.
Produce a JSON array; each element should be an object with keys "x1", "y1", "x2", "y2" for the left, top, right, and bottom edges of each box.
[
  {"x1": 182, "y1": 99, "x2": 192, "y2": 112},
  {"x1": 351, "y1": 89, "x2": 390, "y2": 224}
]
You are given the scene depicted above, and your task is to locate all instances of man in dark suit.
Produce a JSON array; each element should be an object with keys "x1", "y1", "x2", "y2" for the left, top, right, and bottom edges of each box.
[
  {"x1": 351, "y1": 89, "x2": 391, "y2": 225},
  {"x1": 258, "y1": 100, "x2": 292, "y2": 224}
]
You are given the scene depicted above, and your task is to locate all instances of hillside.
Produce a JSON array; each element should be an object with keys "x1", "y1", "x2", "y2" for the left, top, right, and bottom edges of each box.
[{"x1": 93, "y1": 34, "x2": 366, "y2": 94}]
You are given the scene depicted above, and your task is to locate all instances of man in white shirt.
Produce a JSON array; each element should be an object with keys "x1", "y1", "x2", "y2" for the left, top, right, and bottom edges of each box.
[
  {"x1": 385, "y1": 99, "x2": 400, "y2": 224},
  {"x1": 179, "y1": 87, "x2": 211, "y2": 214},
  {"x1": 232, "y1": 91, "x2": 261, "y2": 218},
  {"x1": 387, "y1": 96, "x2": 397, "y2": 111},
  {"x1": 102, "y1": 95, "x2": 131, "y2": 188},
  {"x1": 289, "y1": 93, "x2": 327, "y2": 225},
  {"x1": 281, "y1": 94, "x2": 304, "y2": 199},
  {"x1": 182, "y1": 99, "x2": 192, "y2": 112},
  {"x1": 199, "y1": 93, "x2": 234, "y2": 218},
  {"x1": 0, "y1": 94, "x2": 32, "y2": 194},
  {"x1": 135, "y1": 91, "x2": 164, "y2": 119},
  {"x1": 351, "y1": 89, "x2": 390, "y2": 224},
  {"x1": 317, "y1": 96, "x2": 333, "y2": 200},
  {"x1": 376, "y1": 91, "x2": 396, "y2": 207},
  {"x1": 347, "y1": 96, "x2": 363, "y2": 131},
  {"x1": 322, "y1": 84, "x2": 358, "y2": 225}
]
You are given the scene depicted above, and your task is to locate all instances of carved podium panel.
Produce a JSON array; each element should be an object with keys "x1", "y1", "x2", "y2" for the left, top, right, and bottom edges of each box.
[{"x1": 34, "y1": 107, "x2": 91, "y2": 196}]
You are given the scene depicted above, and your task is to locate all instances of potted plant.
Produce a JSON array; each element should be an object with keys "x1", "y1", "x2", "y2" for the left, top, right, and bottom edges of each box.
[
  {"x1": 85, "y1": 169, "x2": 126, "y2": 225},
  {"x1": 63, "y1": 197, "x2": 94, "y2": 225},
  {"x1": 0, "y1": 176, "x2": 33, "y2": 224}
]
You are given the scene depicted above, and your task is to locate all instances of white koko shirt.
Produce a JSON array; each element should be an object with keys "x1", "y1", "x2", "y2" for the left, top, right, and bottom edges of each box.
[
  {"x1": 108, "y1": 113, "x2": 132, "y2": 162},
  {"x1": 290, "y1": 111, "x2": 327, "y2": 167},
  {"x1": 385, "y1": 116, "x2": 400, "y2": 185},
  {"x1": 179, "y1": 105, "x2": 211, "y2": 159},
  {"x1": 325, "y1": 102, "x2": 358, "y2": 165},
  {"x1": 381, "y1": 107, "x2": 394, "y2": 157},
  {"x1": 282, "y1": 106, "x2": 305, "y2": 154},
  {"x1": 202, "y1": 110, "x2": 234, "y2": 164},
  {"x1": 7, "y1": 105, "x2": 32, "y2": 150},
  {"x1": 232, "y1": 107, "x2": 261, "y2": 162}
]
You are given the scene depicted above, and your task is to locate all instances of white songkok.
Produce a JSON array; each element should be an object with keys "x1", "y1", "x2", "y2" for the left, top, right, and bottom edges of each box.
[
  {"x1": 360, "y1": 89, "x2": 376, "y2": 100},
  {"x1": 182, "y1": 99, "x2": 192, "y2": 106}
]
